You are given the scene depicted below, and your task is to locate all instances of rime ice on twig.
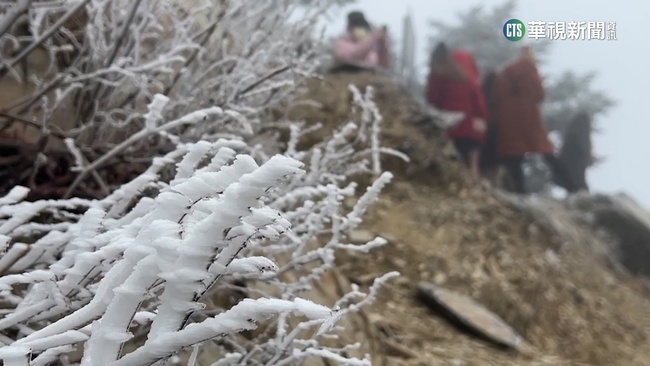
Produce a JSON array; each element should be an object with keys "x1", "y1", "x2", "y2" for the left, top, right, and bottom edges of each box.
[
  {"x1": 0, "y1": 0, "x2": 402, "y2": 364},
  {"x1": 0, "y1": 345, "x2": 31, "y2": 366}
]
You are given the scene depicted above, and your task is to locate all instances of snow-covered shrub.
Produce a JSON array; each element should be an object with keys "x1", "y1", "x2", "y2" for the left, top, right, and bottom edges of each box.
[
  {"x1": 0, "y1": 64, "x2": 404, "y2": 365},
  {"x1": 0, "y1": 0, "x2": 404, "y2": 364},
  {"x1": 0, "y1": 83, "x2": 400, "y2": 364},
  {"x1": 0, "y1": 0, "x2": 335, "y2": 197}
]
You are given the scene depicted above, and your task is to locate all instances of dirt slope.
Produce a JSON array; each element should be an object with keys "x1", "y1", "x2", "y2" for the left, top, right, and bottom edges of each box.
[{"x1": 288, "y1": 70, "x2": 650, "y2": 366}]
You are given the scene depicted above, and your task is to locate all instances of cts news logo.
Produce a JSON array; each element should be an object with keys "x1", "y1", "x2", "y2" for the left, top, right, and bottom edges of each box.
[{"x1": 503, "y1": 18, "x2": 526, "y2": 41}]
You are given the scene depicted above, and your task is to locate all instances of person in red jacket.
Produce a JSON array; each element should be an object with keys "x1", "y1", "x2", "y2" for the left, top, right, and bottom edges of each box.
[
  {"x1": 426, "y1": 42, "x2": 487, "y2": 180},
  {"x1": 451, "y1": 49, "x2": 480, "y2": 85},
  {"x1": 494, "y1": 46, "x2": 570, "y2": 193}
]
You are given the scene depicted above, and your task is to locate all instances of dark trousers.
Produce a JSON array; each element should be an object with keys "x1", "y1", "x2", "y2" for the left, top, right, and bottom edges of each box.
[
  {"x1": 570, "y1": 171, "x2": 589, "y2": 192},
  {"x1": 502, "y1": 154, "x2": 578, "y2": 194},
  {"x1": 452, "y1": 138, "x2": 482, "y2": 167}
]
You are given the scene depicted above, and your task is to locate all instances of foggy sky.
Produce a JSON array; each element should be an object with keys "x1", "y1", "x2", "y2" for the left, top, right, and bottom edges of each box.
[{"x1": 323, "y1": 0, "x2": 649, "y2": 208}]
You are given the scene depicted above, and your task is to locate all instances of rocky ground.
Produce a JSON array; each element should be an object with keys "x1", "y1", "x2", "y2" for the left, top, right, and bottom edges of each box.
[
  {"x1": 286, "y1": 70, "x2": 650, "y2": 366},
  {"x1": 335, "y1": 181, "x2": 650, "y2": 366}
]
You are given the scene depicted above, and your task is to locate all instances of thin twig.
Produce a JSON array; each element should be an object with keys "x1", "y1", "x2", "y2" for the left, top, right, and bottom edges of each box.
[
  {"x1": 0, "y1": 39, "x2": 89, "y2": 131},
  {"x1": 84, "y1": 156, "x2": 111, "y2": 197},
  {"x1": 105, "y1": 0, "x2": 143, "y2": 68},
  {"x1": 163, "y1": 20, "x2": 219, "y2": 96},
  {"x1": 0, "y1": 0, "x2": 32, "y2": 37},
  {"x1": 0, "y1": 111, "x2": 69, "y2": 140},
  {"x1": 235, "y1": 64, "x2": 291, "y2": 100},
  {"x1": 0, "y1": 73, "x2": 64, "y2": 112},
  {"x1": 0, "y1": 0, "x2": 91, "y2": 74},
  {"x1": 82, "y1": 0, "x2": 143, "y2": 142},
  {"x1": 63, "y1": 107, "x2": 221, "y2": 198},
  {"x1": 26, "y1": 121, "x2": 50, "y2": 189}
]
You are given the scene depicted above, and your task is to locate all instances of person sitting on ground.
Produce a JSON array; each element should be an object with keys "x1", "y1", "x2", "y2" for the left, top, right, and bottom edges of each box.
[
  {"x1": 426, "y1": 42, "x2": 487, "y2": 180},
  {"x1": 331, "y1": 11, "x2": 391, "y2": 70}
]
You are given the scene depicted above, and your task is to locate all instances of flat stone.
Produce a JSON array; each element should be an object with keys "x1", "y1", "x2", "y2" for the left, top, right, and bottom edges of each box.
[{"x1": 417, "y1": 282, "x2": 524, "y2": 350}]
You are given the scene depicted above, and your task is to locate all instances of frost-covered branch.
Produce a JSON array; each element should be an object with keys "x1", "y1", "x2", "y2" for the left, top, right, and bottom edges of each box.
[
  {"x1": 0, "y1": 113, "x2": 398, "y2": 364},
  {"x1": 0, "y1": 1, "x2": 402, "y2": 364},
  {"x1": 0, "y1": 0, "x2": 334, "y2": 197}
]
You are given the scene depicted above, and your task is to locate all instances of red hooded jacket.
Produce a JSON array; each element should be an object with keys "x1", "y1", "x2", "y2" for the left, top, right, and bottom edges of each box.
[
  {"x1": 452, "y1": 50, "x2": 480, "y2": 84},
  {"x1": 426, "y1": 51, "x2": 488, "y2": 142},
  {"x1": 494, "y1": 58, "x2": 554, "y2": 157}
]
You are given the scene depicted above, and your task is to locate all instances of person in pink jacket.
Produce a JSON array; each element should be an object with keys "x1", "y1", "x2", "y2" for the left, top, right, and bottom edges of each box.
[{"x1": 332, "y1": 11, "x2": 391, "y2": 69}]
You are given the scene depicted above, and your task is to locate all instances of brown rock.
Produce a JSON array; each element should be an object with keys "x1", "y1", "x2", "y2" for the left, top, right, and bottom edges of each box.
[{"x1": 417, "y1": 282, "x2": 525, "y2": 350}]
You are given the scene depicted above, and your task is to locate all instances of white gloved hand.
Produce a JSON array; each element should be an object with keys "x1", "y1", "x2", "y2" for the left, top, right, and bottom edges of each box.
[{"x1": 473, "y1": 118, "x2": 487, "y2": 133}]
